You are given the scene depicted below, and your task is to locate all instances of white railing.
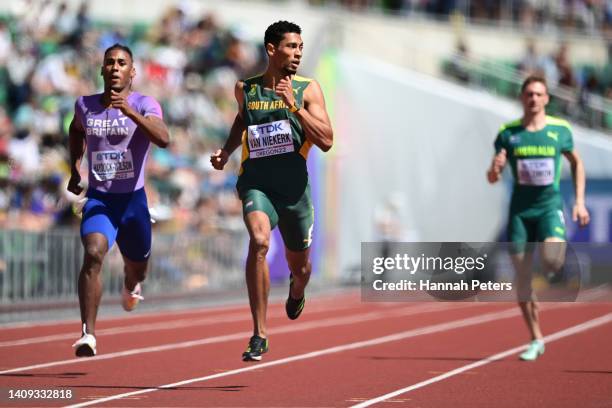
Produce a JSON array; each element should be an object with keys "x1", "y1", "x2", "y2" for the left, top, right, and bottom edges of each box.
[
  {"x1": 0, "y1": 228, "x2": 247, "y2": 304},
  {"x1": 443, "y1": 53, "x2": 612, "y2": 133}
]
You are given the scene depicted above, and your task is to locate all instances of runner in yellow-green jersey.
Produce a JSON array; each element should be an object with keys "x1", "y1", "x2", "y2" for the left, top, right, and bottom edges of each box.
[
  {"x1": 211, "y1": 21, "x2": 333, "y2": 362},
  {"x1": 487, "y1": 75, "x2": 590, "y2": 361}
]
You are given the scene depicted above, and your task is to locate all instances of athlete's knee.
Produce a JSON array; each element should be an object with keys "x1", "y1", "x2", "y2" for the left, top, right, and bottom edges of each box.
[
  {"x1": 288, "y1": 258, "x2": 311, "y2": 279},
  {"x1": 83, "y1": 243, "x2": 106, "y2": 268},
  {"x1": 516, "y1": 278, "x2": 533, "y2": 301},
  {"x1": 540, "y1": 248, "x2": 565, "y2": 272},
  {"x1": 541, "y1": 257, "x2": 564, "y2": 273},
  {"x1": 126, "y1": 263, "x2": 148, "y2": 282},
  {"x1": 249, "y1": 234, "x2": 270, "y2": 259}
]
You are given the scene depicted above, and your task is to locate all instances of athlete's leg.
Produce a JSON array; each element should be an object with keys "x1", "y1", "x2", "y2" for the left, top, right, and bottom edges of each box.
[
  {"x1": 239, "y1": 189, "x2": 278, "y2": 360},
  {"x1": 538, "y1": 208, "x2": 567, "y2": 275},
  {"x1": 240, "y1": 190, "x2": 279, "y2": 340},
  {"x1": 285, "y1": 247, "x2": 311, "y2": 300},
  {"x1": 116, "y1": 189, "x2": 152, "y2": 292},
  {"x1": 78, "y1": 197, "x2": 118, "y2": 335},
  {"x1": 514, "y1": 249, "x2": 546, "y2": 361},
  {"x1": 541, "y1": 237, "x2": 566, "y2": 277},
  {"x1": 511, "y1": 251, "x2": 543, "y2": 341},
  {"x1": 508, "y1": 211, "x2": 543, "y2": 342},
  {"x1": 123, "y1": 258, "x2": 148, "y2": 291},
  {"x1": 244, "y1": 210, "x2": 272, "y2": 338},
  {"x1": 277, "y1": 188, "x2": 314, "y2": 319},
  {"x1": 78, "y1": 233, "x2": 109, "y2": 335}
]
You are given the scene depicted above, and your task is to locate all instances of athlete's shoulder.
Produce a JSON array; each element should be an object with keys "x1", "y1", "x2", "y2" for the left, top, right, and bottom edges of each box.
[
  {"x1": 293, "y1": 75, "x2": 313, "y2": 83},
  {"x1": 129, "y1": 91, "x2": 158, "y2": 107},
  {"x1": 242, "y1": 74, "x2": 263, "y2": 86},
  {"x1": 545, "y1": 115, "x2": 572, "y2": 132},
  {"x1": 131, "y1": 92, "x2": 163, "y2": 118},
  {"x1": 293, "y1": 75, "x2": 314, "y2": 91},
  {"x1": 80, "y1": 93, "x2": 102, "y2": 104},
  {"x1": 130, "y1": 91, "x2": 158, "y2": 105},
  {"x1": 498, "y1": 118, "x2": 522, "y2": 135},
  {"x1": 77, "y1": 93, "x2": 102, "y2": 113}
]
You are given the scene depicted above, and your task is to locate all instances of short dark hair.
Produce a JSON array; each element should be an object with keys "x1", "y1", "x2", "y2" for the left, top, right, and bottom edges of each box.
[
  {"x1": 521, "y1": 75, "x2": 548, "y2": 94},
  {"x1": 104, "y1": 43, "x2": 133, "y2": 61},
  {"x1": 264, "y1": 21, "x2": 301, "y2": 48}
]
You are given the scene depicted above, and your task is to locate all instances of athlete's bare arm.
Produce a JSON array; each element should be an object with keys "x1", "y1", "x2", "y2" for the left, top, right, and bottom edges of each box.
[
  {"x1": 563, "y1": 149, "x2": 590, "y2": 226},
  {"x1": 211, "y1": 81, "x2": 246, "y2": 170},
  {"x1": 67, "y1": 115, "x2": 86, "y2": 195},
  {"x1": 487, "y1": 148, "x2": 507, "y2": 184},
  {"x1": 275, "y1": 77, "x2": 333, "y2": 152},
  {"x1": 110, "y1": 90, "x2": 169, "y2": 148}
]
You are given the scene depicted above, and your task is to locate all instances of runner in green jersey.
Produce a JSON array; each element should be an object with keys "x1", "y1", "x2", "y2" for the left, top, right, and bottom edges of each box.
[
  {"x1": 211, "y1": 21, "x2": 333, "y2": 361},
  {"x1": 487, "y1": 75, "x2": 590, "y2": 361}
]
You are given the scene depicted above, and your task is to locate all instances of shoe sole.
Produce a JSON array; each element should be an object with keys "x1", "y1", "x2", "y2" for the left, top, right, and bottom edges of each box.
[
  {"x1": 75, "y1": 344, "x2": 96, "y2": 357},
  {"x1": 519, "y1": 350, "x2": 544, "y2": 361},
  {"x1": 242, "y1": 347, "x2": 268, "y2": 362},
  {"x1": 242, "y1": 354, "x2": 263, "y2": 362}
]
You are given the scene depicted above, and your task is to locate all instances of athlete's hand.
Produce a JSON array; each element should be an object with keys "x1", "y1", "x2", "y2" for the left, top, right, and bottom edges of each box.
[
  {"x1": 67, "y1": 173, "x2": 84, "y2": 195},
  {"x1": 275, "y1": 75, "x2": 296, "y2": 109},
  {"x1": 210, "y1": 149, "x2": 229, "y2": 170},
  {"x1": 110, "y1": 90, "x2": 135, "y2": 116},
  {"x1": 487, "y1": 149, "x2": 507, "y2": 183},
  {"x1": 572, "y1": 203, "x2": 590, "y2": 227}
]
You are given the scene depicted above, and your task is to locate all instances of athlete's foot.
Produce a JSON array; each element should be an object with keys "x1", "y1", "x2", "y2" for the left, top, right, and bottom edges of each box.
[
  {"x1": 242, "y1": 335, "x2": 269, "y2": 361},
  {"x1": 73, "y1": 332, "x2": 97, "y2": 357},
  {"x1": 122, "y1": 282, "x2": 144, "y2": 312},
  {"x1": 285, "y1": 274, "x2": 306, "y2": 320},
  {"x1": 519, "y1": 339, "x2": 545, "y2": 361}
]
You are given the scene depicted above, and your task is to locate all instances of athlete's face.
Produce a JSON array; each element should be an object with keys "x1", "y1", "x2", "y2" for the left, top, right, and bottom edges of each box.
[
  {"x1": 268, "y1": 32, "x2": 303, "y2": 75},
  {"x1": 521, "y1": 81, "x2": 549, "y2": 115},
  {"x1": 101, "y1": 49, "x2": 135, "y2": 92}
]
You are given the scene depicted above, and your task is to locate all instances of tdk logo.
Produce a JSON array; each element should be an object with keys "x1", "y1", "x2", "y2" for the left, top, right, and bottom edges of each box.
[
  {"x1": 257, "y1": 123, "x2": 283, "y2": 133},
  {"x1": 97, "y1": 152, "x2": 125, "y2": 160}
]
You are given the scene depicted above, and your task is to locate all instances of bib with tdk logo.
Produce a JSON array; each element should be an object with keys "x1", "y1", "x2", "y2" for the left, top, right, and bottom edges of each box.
[{"x1": 237, "y1": 75, "x2": 314, "y2": 199}]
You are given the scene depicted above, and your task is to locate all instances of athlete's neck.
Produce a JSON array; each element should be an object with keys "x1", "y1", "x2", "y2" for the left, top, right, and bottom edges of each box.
[
  {"x1": 101, "y1": 88, "x2": 131, "y2": 107},
  {"x1": 262, "y1": 70, "x2": 294, "y2": 89},
  {"x1": 522, "y1": 111, "x2": 547, "y2": 132}
]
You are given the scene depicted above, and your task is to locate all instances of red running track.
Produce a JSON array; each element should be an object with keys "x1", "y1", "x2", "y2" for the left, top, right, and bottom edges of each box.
[{"x1": 0, "y1": 289, "x2": 610, "y2": 407}]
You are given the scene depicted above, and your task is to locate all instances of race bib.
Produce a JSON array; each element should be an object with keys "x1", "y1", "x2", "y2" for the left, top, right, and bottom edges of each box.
[
  {"x1": 91, "y1": 150, "x2": 135, "y2": 181},
  {"x1": 517, "y1": 158, "x2": 554, "y2": 186},
  {"x1": 247, "y1": 119, "x2": 294, "y2": 159}
]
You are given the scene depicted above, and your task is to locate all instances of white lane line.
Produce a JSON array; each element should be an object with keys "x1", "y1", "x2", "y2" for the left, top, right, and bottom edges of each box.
[
  {"x1": 0, "y1": 301, "x2": 249, "y2": 330},
  {"x1": 350, "y1": 313, "x2": 612, "y2": 408},
  {"x1": 0, "y1": 313, "x2": 248, "y2": 347},
  {"x1": 0, "y1": 300, "x2": 365, "y2": 347},
  {"x1": 0, "y1": 290, "x2": 360, "y2": 330},
  {"x1": 0, "y1": 302, "x2": 467, "y2": 374},
  {"x1": 61, "y1": 307, "x2": 524, "y2": 408}
]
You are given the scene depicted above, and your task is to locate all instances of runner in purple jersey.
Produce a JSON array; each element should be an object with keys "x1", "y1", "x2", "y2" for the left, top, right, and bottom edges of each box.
[
  {"x1": 67, "y1": 44, "x2": 170, "y2": 357},
  {"x1": 75, "y1": 91, "x2": 161, "y2": 193}
]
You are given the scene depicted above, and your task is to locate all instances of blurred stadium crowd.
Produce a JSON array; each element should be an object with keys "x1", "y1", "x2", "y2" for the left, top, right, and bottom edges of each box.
[
  {"x1": 314, "y1": 0, "x2": 612, "y2": 34},
  {"x1": 0, "y1": 0, "x2": 266, "y2": 233},
  {"x1": 443, "y1": 38, "x2": 612, "y2": 129},
  {"x1": 317, "y1": 1, "x2": 612, "y2": 129}
]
